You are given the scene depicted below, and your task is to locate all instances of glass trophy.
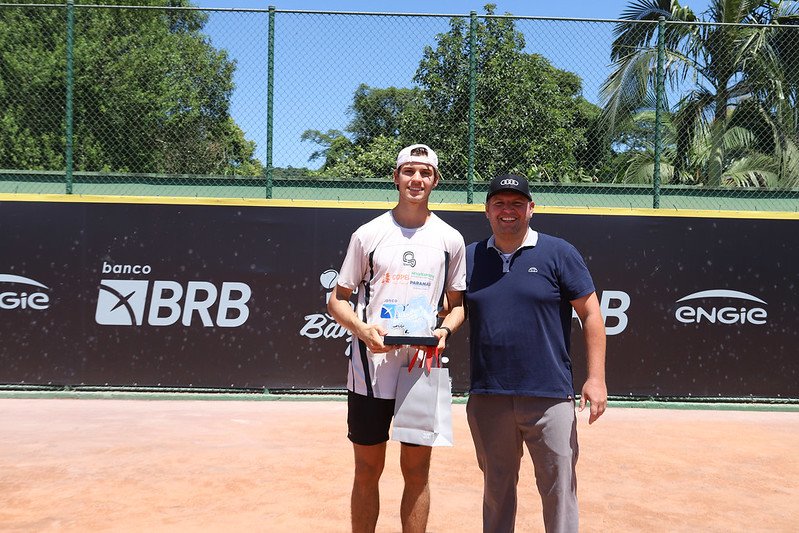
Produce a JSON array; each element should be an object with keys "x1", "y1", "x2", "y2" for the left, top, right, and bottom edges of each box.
[{"x1": 383, "y1": 295, "x2": 438, "y2": 346}]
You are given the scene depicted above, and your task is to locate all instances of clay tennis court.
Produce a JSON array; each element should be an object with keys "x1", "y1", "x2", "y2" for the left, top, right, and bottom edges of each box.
[{"x1": 1, "y1": 395, "x2": 797, "y2": 532}]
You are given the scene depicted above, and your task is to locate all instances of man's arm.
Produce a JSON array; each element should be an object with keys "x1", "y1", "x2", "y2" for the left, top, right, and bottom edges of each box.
[
  {"x1": 572, "y1": 292, "x2": 607, "y2": 424},
  {"x1": 433, "y1": 289, "x2": 465, "y2": 351},
  {"x1": 327, "y1": 284, "x2": 390, "y2": 353}
]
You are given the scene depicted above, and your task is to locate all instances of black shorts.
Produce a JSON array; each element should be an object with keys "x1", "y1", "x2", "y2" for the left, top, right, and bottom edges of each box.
[
  {"x1": 347, "y1": 391, "x2": 423, "y2": 447},
  {"x1": 347, "y1": 390, "x2": 395, "y2": 446}
]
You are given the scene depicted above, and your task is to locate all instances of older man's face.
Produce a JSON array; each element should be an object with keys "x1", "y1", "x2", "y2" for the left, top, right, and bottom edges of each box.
[{"x1": 485, "y1": 191, "x2": 533, "y2": 238}]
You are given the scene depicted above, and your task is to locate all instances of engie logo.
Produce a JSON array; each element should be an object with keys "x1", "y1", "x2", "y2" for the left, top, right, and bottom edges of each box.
[
  {"x1": 674, "y1": 289, "x2": 767, "y2": 325},
  {"x1": 95, "y1": 262, "x2": 251, "y2": 327},
  {"x1": 0, "y1": 274, "x2": 51, "y2": 311}
]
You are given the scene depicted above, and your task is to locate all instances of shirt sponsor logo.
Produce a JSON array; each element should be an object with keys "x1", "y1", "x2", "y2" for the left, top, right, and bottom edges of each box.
[
  {"x1": 409, "y1": 270, "x2": 434, "y2": 290},
  {"x1": 0, "y1": 274, "x2": 51, "y2": 311},
  {"x1": 380, "y1": 303, "x2": 398, "y2": 319},
  {"x1": 95, "y1": 261, "x2": 251, "y2": 327},
  {"x1": 674, "y1": 289, "x2": 767, "y2": 325},
  {"x1": 384, "y1": 270, "x2": 434, "y2": 287},
  {"x1": 382, "y1": 272, "x2": 410, "y2": 284},
  {"x1": 402, "y1": 251, "x2": 416, "y2": 268}
]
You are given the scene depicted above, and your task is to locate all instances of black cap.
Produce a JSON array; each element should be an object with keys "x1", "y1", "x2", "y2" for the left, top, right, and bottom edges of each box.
[{"x1": 487, "y1": 174, "x2": 532, "y2": 201}]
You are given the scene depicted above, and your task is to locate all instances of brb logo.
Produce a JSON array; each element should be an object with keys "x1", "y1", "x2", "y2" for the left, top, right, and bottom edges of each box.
[
  {"x1": 674, "y1": 289, "x2": 767, "y2": 325},
  {"x1": 0, "y1": 274, "x2": 51, "y2": 311},
  {"x1": 572, "y1": 290, "x2": 630, "y2": 336},
  {"x1": 95, "y1": 261, "x2": 251, "y2": 327}
]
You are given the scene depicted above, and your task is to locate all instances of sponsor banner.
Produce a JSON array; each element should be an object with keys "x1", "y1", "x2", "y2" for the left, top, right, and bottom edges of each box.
[
  {"x1": 0, "y1": 274, "x2": 51, "y2": 311},
  {"x1": 0, "y1": 200, "x2": 796, "y2": 397}
]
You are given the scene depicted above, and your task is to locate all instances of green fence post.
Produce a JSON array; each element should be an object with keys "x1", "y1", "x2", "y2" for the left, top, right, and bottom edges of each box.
[
  {"x1": 266, "y1": 5, "x2": 275, "y2": 199},
  {"x1": 65, "y1": 0, "x2": 75, "y2": 194},
  {"x1": 652, "y1": 16, "x2": 666, "y2": 209},
  {"x1": 467, "y1": 11, "x2": 477, "y2": 204}
]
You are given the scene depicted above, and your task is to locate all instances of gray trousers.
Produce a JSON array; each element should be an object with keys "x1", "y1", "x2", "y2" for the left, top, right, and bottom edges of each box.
[{"x1": 466, "y1": 394, "x2": 579, "y2": 533}]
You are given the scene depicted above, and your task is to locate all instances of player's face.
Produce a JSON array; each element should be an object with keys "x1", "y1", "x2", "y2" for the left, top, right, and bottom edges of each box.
[
  {"x1": 485, "y1": 191, "x2": 533, "y2": 238},
  {"x1": 394, "y1": 162, "x2": 437, "y2": 203}
]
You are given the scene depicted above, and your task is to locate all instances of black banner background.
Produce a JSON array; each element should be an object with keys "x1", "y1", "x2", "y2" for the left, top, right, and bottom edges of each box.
[{"x1": 1, "y1": 200, "x2": 796, "y2": 397}]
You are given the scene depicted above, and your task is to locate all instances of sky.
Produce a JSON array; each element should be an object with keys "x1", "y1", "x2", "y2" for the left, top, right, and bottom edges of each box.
[
  {"x1": 193, "y1": 1, "x2": 713, "y2": 169},
  {"x1": 199, "y1": 1, "x2": 711, "y2": 19}
]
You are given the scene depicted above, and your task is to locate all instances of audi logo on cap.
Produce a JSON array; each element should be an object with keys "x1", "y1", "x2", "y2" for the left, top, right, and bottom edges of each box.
[{"x1": 500, "y1": 178, "x2": 519, "y2": 186}]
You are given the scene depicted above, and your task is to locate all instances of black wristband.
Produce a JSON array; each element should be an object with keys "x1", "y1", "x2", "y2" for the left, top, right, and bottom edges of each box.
[{"x1": 436, "y1": 326, "x2": 452, "y2": 338}]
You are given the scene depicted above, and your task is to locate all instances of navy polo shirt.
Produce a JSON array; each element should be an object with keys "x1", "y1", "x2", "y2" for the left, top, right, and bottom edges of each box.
[{"x1": 465, "y1": 230, "x2": 595, "y2": 398}]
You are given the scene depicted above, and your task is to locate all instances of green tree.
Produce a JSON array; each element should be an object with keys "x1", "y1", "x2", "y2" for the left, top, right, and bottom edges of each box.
[
  {"x1": 409, "y1": 5, "x2": 603, "y2": 182},
  {"x1": 300, "y1": 85, "x2": 419, "y2": 179},
  {"x1": 348, "y1": 84, "x2": 422, "y2": 147},
  {"x1": 0, "y1": 0, "x2": 262, "y2": 176},
  {"x1": 303, "y1": 4, "x2": 606, "y2": 182},
  {"x1": 614, "y1": 109, "x2": 779, "y2": 186},
  {"x1": 601, "y1": 0, "x2": 799, "y2": 187}
]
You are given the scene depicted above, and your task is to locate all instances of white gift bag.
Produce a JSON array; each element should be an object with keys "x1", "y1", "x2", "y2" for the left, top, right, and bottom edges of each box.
[{"x1": 391, "y1": 349, "x2": 453, "y2": 447}]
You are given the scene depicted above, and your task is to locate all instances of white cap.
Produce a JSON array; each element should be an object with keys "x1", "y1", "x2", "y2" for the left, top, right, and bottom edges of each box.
[{"x1": 396, "y1": 144, "x2": 440, "y2": 178}]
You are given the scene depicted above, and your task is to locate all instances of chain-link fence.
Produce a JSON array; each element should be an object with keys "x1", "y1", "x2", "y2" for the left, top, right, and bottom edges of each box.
[{"x1": 1, "y1": 2, "x2": 798, "y2": 211}]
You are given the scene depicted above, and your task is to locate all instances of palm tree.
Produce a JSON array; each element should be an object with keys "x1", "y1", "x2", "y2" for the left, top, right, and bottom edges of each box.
[
  {"x1": 615, "y1": 109, "x2": 778, "y2": 186},
  {"x1": 738, "y1": 7, "x2": 799, "y2": 187},
  {"x1": 601, "y1": 0, "x2": 799, "y2": 187}
]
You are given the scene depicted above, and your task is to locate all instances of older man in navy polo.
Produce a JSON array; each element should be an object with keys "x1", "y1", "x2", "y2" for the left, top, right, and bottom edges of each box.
[{"x1": 465, "y1": 174, "x2": 607, "y2": 533}]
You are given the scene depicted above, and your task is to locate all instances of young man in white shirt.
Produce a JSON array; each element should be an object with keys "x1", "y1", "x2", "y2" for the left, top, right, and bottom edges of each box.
[{"x1": 328, "y1": 144, "x2": 466, "y2": 533}]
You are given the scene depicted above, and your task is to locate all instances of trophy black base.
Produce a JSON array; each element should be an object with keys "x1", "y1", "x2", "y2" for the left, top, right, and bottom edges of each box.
[{"x1": 384, "y1": 335, "x2": 438, "y2": 347}]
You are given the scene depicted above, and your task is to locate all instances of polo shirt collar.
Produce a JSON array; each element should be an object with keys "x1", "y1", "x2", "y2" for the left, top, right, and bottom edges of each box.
[{"x1": 487, "y1": 227, "x2": 539, "y2": 254}]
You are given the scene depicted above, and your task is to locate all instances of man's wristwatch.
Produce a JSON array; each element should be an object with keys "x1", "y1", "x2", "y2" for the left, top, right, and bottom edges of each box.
[{"x1": 435, "y1": 326, "x2": 452, "y2": 339}]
